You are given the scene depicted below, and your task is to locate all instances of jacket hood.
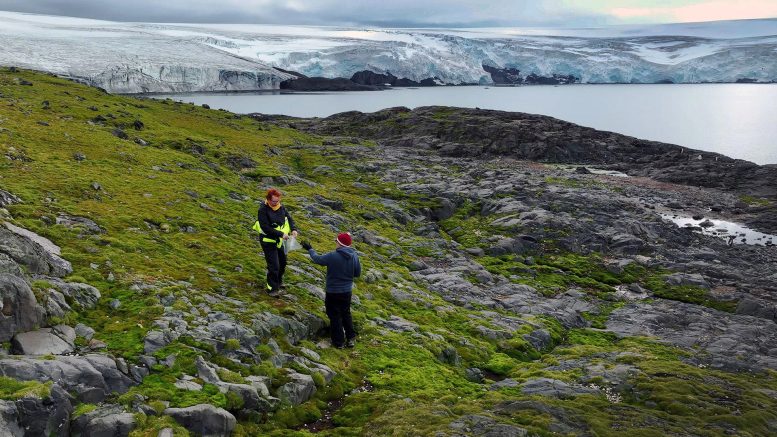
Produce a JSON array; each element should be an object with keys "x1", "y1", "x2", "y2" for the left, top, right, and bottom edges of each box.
[{"x1": 336, "y1": 246, "x2": 356, "y2": 259}]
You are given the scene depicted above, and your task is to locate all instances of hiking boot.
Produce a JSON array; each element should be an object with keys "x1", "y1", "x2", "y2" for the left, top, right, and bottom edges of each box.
[
  {"x1": 268, "y1": 289, "x2": 281, "y2": 297},
  {"x1": 333, "y1": 343, "x2": 346, "y2": 349},
  {"x1": 345, "y1": 338, "x2": 356, "y2": 348}
]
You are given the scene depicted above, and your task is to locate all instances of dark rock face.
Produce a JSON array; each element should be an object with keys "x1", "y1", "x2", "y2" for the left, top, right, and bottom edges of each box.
[
  {"x1": 482, "y1": 64, "x2": 522, "y2": 84},
  {"x1": 524, "y1": 73, "x2": 578, "y2": 85},
  {"x1": 350, "y1": 70, "x2": 438, "y2": 87},
  {"x1": 0, "y1": 384, "x2": 73, "y2": 437},
  {"x1": 482, "y1": 64, "x2": 578, "y2": 85},
  {"x1": 280, "y1": 76, "x2": 379, "y2": 91}
]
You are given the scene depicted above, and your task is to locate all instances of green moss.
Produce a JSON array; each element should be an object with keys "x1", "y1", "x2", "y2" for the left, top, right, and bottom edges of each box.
[
  {"x1": 0, "y1": 377, "x2": 52, "y2": 400},
  {"x1": 224, "y1": 338, "x2": 241, "y2": 351},
  {"x1": 72, "y1": 403, "x2": 98, "y2": 418}
]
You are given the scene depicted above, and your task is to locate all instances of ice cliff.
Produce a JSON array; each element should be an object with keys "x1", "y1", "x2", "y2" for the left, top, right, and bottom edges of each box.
[{"x1": 0, "y1": 11, "x2": 775, "y2": 92}]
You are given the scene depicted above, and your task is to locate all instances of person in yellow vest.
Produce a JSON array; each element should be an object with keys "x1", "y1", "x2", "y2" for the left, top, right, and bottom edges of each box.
[{"x1": 257, "y1": 188, "x2": 298, "y2": 296}]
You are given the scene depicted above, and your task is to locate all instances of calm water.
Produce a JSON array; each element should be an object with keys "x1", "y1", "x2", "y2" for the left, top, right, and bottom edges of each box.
[{"x1": 153, "y1": 84, "x2": 777, "y2": 165}]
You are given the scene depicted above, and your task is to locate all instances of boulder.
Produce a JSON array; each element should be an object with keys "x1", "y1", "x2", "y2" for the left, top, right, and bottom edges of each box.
[
  {"x1": 71, "y1": 405, "x2": 136, "y2": 437},
  {"x1": 0, "y1": 384, "x2": 72, "y2": 437},
  {"x1": 0, "y1": 354, "x2": 134, "y2": 403},
  {"x1": 164, "y1": 404, "x2": 236, "y2": 437},
  {"x1": 276, "y1": 372, "x2": 316, "y2": 406},
  {"x1": 0, "y1": 223, "x2": 72, "y2": 277},
  {"x1": 11, "y1": 328, "x2": 75, "y2": 355},
  {"x1": 44, "y1": 279, "x2": 101, "y2": 309},
  {"x1": 54, "y1": 215, "x2": 103, "y2": 234},
  {"x1": 0, "y1": 274, "x2": 46, "y2": 342}
]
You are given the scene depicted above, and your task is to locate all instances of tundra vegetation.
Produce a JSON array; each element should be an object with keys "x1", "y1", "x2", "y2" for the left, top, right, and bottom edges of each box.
[{"x1": 1, "y1": 69, "x2": 776, "y2": 436}]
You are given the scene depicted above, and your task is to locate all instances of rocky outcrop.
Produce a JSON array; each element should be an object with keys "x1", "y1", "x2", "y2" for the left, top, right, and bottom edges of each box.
[
  {"x1": 70, "y1": 405, "x2": 136, "y2": 437},
  {"x1": 482, "y1": 64, "x2": 578, "y2": 85},
  {"x1": 0, "y1": 355, "x2": 135, "y2": 403},
  {"x1": 0, "y1": 384, "x2": 73, "y2": 437},
  {"x1": 482, "y1": 64, "x2": 522, "y2": 84},
  {"x1": 293, "y1": 106, "x2": 777, "y2": 232},
  {"x1": 280, "y1": 76, "x2": 380, "y2": 91},
  {"x1": 350, "y1": 70, "x2": 438, "y2": 87},
  {"x1": 164, "y1": 404, "x2": 236, "y2": 437},
  {"x1": 0, "y1": 274, "x2": 45, "y2": 342},
  {"x1": 0, "y1": 222, "x2": 72, "y2": 277}
]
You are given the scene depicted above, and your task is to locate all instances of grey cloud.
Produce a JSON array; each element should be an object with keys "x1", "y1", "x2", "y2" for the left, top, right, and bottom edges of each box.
[{"x1": 0, "y1": 0, "x2": 609, "y2": 27}]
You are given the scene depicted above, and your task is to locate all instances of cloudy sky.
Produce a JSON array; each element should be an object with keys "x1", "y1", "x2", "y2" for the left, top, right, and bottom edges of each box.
[{"x1": 1, "y1": 0, "x2": 776, "y2": 27}]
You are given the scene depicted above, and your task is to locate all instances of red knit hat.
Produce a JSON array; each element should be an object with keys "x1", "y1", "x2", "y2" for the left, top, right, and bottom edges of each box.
[{"x1": 336, "y1": 232, "x2": 352, "y2": 247}]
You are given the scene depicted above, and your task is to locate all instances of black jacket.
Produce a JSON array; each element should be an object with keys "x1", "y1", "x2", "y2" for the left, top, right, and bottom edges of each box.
[{"x1": 257, "y1": 202, "x2": 297, "y2": 242}]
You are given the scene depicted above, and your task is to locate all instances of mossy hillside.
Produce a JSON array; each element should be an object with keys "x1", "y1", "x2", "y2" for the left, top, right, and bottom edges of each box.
[{"x1": 2, "y1": 69, "x2": 777, "y2": 436}]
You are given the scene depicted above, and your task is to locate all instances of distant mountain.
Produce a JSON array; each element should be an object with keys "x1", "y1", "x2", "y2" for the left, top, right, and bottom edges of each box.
[{"x1": 1, "y1": 11, "x2": 776, "y2": 92}]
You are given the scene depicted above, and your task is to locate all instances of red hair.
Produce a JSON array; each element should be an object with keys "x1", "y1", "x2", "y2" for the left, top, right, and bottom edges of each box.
[{"x1": 266, "y1": 188, "x2": 282, "y2": 200}]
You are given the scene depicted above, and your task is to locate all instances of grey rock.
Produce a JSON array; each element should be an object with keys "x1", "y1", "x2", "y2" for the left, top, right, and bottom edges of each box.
[
  {"x1": 157, "y1": 428, "x2": 174, "y2": 437},
  {"x1": 71, "y1": 404, "x2": 136, "y2": 437},
  {"x1": 608, "y1": 300, "x2": 777, "y2": 372},
  {"x1": 251, "y1": 310, "x2": 326, "y2": 345},
  {"x1": 175, "y1": 380, "x2": 203, "y2": 391},
  {"x1": 431, "y1": 197, "x2": 456, "y2": 221},
  {"x1": 521, "y1": 378, "x2": 599, "y2": 398},
  {"x1": 55, "y1": 215, "x2": 103, "y2": 234},
  {"x1": 0, "y1": 253, "x2": 23, "y2": 276},
  {"x1": 219, "y1": 382, "x2": 273, "y2": 412},
  {"x1": 0, "y1": 223, "x2": 72, "y2": 277},
  {"x1": 45, "y1": 289, "x2": 71, "y2": 319},
  {"x1": 376, "y1": 315, "x2": 419, "y2": 333},
  {"x1": 523, "y1": 329, "x2": 552, "y2": 351},
  {"x1": 465, "y1": 367, "x2": 485, "y2": 383},
  {"x1": 195, "y1": 356, "x2": 221, "y2": 384},
  {"x1": 11, "y1": 328, "x2": 74, "y2": 355},
  {"x1": 164, "y1": 404, "x2": 236, "y2": 437},
  {"x1": 449, "y1": 415, "x2": 528, "y2": 437},
  {"x1": 75, "y1": 323, "x2": 96, "y2": 341},
  {"x1": 0, "y1": 274, "x2": 45, "y2": 342},
  {"x1": 490, "y1": 379, "x2": 520, "y2": 390},
  {"x1": 0, "y1": 354, "x2": 134, "y2": 403},
  {"x1": 438, "y1": 346, "x2": 460, "y2": 365},
  {"x1": 664, "y1": 272, "x2": 710, "y2": 289},
  {"x1": 0, "y1": 383, "x2": 72, "y2": 437},
  {"x1": 276, "y1": 372, "x2": 316, "y2": 406},
  {"x1": 736, "y1": 298, "x2": 777, "y2": 321},
  {"x1": 46, "y1": 279, "x2": 101, "y2": 309},
  {"x1": 0, "y1": 190, "x2": 21, "y2": 207}
]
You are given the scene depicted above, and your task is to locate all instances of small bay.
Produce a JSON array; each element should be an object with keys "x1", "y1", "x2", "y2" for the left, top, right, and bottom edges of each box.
[{"x1": 154, "y1": 83, "x2": 777, "y2": 165}]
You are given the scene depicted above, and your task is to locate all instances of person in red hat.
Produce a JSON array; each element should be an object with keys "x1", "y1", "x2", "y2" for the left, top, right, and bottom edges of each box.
[{"x1": 301, "y1": 232, "x2": 361, "y2": 348}]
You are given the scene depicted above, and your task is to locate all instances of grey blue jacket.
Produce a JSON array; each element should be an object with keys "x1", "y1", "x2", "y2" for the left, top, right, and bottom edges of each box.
[{"x1": 307, "y1": 246, "x2": 361, "y2": 293}]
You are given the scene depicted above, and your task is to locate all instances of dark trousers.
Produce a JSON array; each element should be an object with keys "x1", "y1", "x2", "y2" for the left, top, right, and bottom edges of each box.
[
  {"x1": 325, "y1": 292, "x2": 355, "y2": 347},
  {"x1": 261, "y1": 242, "x2": 286, "y2": 291}
]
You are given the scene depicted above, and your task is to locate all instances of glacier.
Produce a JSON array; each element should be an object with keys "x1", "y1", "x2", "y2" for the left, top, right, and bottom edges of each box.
[{"x1": 0, "y1": 10, "x2": 775, "y2": 93}]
